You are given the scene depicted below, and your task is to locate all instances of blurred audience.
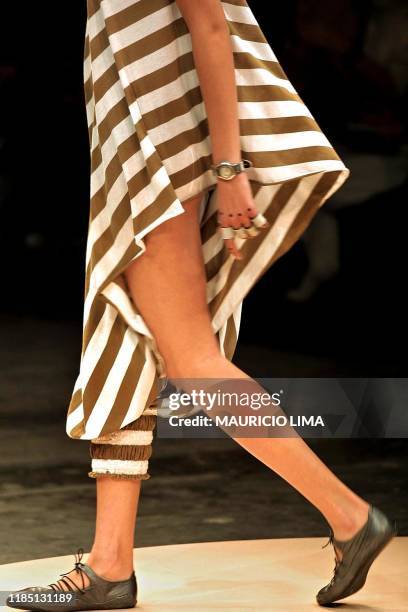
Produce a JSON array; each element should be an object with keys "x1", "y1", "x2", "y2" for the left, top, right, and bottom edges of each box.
[{"x1": 279, "y1": 0, "x2": 407, "y2": 301}]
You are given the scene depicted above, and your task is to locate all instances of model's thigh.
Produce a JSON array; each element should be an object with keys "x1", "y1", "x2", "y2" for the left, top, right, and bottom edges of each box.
[{"x1": 124, "y1": 192, "x2": 220, "y2": 376}]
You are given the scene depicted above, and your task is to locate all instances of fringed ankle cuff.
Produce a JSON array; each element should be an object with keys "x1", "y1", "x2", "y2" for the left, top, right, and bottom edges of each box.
[{"x1": 88, "y1": 471, "x2": 151, "y2": 481}]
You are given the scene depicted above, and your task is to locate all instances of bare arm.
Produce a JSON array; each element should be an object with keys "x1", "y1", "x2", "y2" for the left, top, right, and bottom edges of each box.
[
  {"x1": 175, "y1": 0, "x2": 267, "y2": 259},
  {"x1": 175, "y1": 0, "x2": 240, "y2": 163}
]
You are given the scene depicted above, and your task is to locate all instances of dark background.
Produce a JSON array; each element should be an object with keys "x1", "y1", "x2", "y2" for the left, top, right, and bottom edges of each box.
[{"x1": 0, "y1": 0, "x2": 407, "y2": 564}]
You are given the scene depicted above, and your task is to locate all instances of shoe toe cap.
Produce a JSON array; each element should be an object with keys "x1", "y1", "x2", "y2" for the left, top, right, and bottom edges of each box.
[{"x1": 316, "y1": 584, "x2": 333, "y2": 605}]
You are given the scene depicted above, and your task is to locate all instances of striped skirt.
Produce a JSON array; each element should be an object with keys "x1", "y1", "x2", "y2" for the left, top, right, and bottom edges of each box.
[{"x1": 66, "y1": 0, "x2": 349, "y2": 480}]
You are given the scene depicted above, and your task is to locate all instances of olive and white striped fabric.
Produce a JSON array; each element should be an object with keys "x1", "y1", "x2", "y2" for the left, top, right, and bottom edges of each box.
[{"x1": 66, "y1": 0, "x2": 349, "y2": 477}]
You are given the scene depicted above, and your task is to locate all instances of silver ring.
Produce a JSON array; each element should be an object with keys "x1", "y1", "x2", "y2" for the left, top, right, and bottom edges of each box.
[
  {"x1": 218, "y1": 212, "x2": 267, "y2": 240},
  {"x1": 250, "y1": 213, "x2": 268, "y2": 228}
]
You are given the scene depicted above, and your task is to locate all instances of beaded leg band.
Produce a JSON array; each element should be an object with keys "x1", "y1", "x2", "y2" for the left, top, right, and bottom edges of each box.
[{"x1": 88, "y1": 411, "x2": 157, "y2": 480}]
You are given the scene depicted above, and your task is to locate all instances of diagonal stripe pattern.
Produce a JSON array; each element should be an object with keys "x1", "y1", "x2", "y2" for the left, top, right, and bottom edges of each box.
[{"x1": 66, "y1": 0, "x2": 349, "y2": 456}]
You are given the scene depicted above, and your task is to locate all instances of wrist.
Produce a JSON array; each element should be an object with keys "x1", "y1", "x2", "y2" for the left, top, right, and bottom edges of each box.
[
  {"x1": 212, "y1": 157, "x2": 242, "y2": 165},
  {"x1": 216, "y1": 171, "x2": 248, "y2": 186},
  {"x1": 211, "y1": 158, "x2": 253, "y2": 181}
]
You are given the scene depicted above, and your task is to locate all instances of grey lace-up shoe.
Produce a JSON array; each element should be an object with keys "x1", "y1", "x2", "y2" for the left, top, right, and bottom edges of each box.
[
  {"x1": 316, "y1": 505, "x2": 396, "y2": 606},
  {"x1": 6, "y1": 548, "x2": 137, "y2": 611}
]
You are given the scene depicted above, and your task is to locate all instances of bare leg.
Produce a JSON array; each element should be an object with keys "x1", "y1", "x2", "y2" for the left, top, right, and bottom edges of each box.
[
  {"x1": 124, "y1": 193, "x2": 370, "y2": 561},
  {"x1": 87, "y1": 479, "x2": 139, "y2": 574},
  {"x1": 54, "y1": 479, "x2": 140, "y2": 590}
]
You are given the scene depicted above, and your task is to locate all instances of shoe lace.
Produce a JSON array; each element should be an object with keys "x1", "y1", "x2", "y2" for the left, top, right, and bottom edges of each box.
[
  {"x1": 48, "y1": 548, "x2": 87, "y2": 594},
  {"x1": 321, "y1": 529, "x2": 341, "y2": 586}
]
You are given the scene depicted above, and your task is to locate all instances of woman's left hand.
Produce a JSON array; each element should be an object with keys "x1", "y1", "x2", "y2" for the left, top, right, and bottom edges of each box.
[{"x1": 216, "y1": 172, "x2": 269, "y2": 260}]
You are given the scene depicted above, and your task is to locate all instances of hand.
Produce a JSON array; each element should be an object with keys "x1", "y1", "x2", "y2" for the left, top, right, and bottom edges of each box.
[{"x1": 216, "y1": 172, "x2": 269, "y2": 260}]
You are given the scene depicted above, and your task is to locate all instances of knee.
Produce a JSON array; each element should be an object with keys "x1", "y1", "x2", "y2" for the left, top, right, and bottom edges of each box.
[{"x1": 165, "y1": 348, "x2": 226, "y2": 380}]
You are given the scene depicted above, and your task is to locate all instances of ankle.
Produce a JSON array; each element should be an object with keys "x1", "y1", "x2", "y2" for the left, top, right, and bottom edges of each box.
[
  {"x1": 86, "y1": 558, "x2": 134, "y2": 581},
  {"x1": 87, "y1": 547, "x2": 134, "y2": 576},
  {"x1": 330, "y1": 500, "x2": 370, "y2": 541}
]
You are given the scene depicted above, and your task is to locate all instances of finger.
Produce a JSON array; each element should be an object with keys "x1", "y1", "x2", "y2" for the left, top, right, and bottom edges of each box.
[
  {"x1": 235, "y1": 227, "x2": 250, "y2": 239},
  {"x1": 222, "y1": 211, "x2": 250, "y2": 230},
  {"x1": 224, "y1": 238, "x2": 243, "y2": 260},
  {"x1": 245, "y1": 225, "x2": 260, "y2": 238},
  {"x1": 227, "y1": 212, "x2": 241, "y2": 229},
  {"x1": 246, "y1": 204, "x2": 258, "y2": 220},
  {"x1": 242, "y1": 206, "x2": 261, "y2": 229},
  {"x1": 251, "y1": 212, "x2": 269, "y2": 228},
  {"x1": 219, "y1": 226, "x2": 236, "y2": 240},
  {"x1": 235, "y1": 212, "x2": 252, "y2": 228},
  {"x1": 238, "y1": 213, "x2": 252, "y2": 228},
  {"x1": 218, "y1": 209, "x2": 253, "y2": 229},
  {"x1": 218, "y1": 224, "x2": 250, "y2": 243}
]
